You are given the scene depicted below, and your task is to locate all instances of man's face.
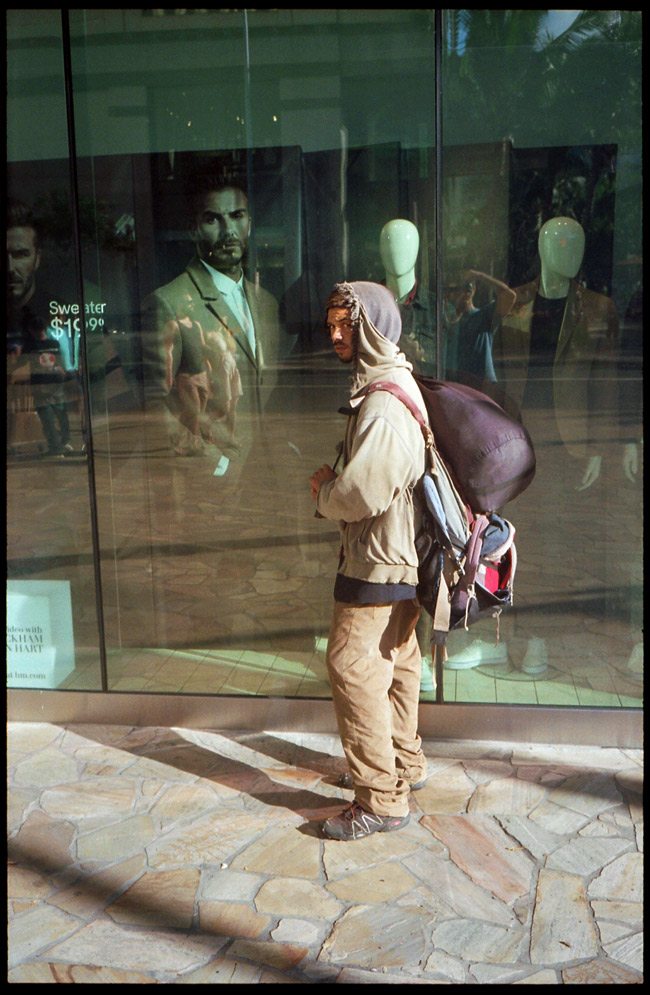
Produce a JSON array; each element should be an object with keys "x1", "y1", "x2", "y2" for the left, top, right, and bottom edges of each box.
[
  {"x1": 194, "y1": 187, "x2": 251, "y2": 276},
  {"x1": 447, "y1": 281, "x2": 475, "y2": 315},
  {"x1": 326, "y1": 307, "x2": 356, "y2": 363},
  {"x1": 7, "y1": 225, "x2": 40, "y2": 306}
]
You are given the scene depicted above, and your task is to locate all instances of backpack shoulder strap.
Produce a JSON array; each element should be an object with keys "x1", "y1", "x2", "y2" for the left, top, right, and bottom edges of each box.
[{"x1": 357, "y1": 381, "x2": 435, "y2": 458}]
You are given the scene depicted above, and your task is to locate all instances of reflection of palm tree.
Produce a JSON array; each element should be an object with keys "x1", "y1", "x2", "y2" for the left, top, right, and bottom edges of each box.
[
  {"x1": 443, "y1": 10, "x2": 640, "y2": 292},
  {"x1": 443, "y1": 10, "x2": 641, "y2": 148}
]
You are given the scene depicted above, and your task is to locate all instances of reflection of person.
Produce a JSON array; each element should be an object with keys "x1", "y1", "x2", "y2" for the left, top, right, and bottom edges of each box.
[
  {"x1": 379, "y1": 219, "x2": 437, "y2": 375},
  {"x1": 23, "y1": 316, "x2": 72, "y2": 456},
  {"x1": 446, "y1": 217, "x2": 620, "y2": 675},
  {"x1": 444, "y1": 269, "x2": 515, "y2": 388},
  {"x1": 162, "y1": 293, "x2": 241, "y2": 460},
  {"x1": 6, "y1": 201, "x2": 76, "y2": 456},
  {"x1": 141, "y1": 168, "x2": 281, "y2": 470},
  {"x1": 310, "y1": 280, "x2": 428, "y2": 841}
]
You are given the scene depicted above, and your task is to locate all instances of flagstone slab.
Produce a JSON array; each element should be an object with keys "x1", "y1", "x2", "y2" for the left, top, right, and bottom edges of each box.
[
  {"x1": 180, "y1": 955, "x2": 305, "y2": 983},
  {"x1": 470, "y1": 963, "x2": 555, "y2": 984},
  {"x1": 421, "y1": 815, "x2": 534, "y2": 904},
  {"x1": 468, "y1": 776, "x2": 546, "y2": 815},
  {"x1": 318, "y1": 904, "x2": 430, "y2": 969},
  {"x1": 44, "y1": 920, "x2": 220, "y2": 974},
  {"x1": 326, "y1": 861, "x2": 419, "y2": 904},
  {"x1": 147, "y1": 783, "x2": 227, "y2": 830},
  {"x1": 8, "y1": 904, "x2": 81, "y2": 968},
  {"x1": 527, "y1": 800, "x2": 591, "y2": 835},
  {"x1": 255, "y1": 877, "x2": 342, "y2": 918},
  {"x1": 106, "y1": 867, "x2": 199, "y2": 927},
  {"x1": 495, "y1": 815, "x2": 565, "y2": 860},
  {"x1": 271, "y1": 917, "x2": 324, "y2": 946},
  {"x1": 76, "y1": 814, "x2": 157, "y2": 863},
  {"x1": 423, "y1": 950, "x2": 466, "y2": 982},
  {"x1": 530, "y1": 869, "x2": 599, "y2": 964},
  {"x1": 561, "y1": 958, "x2": 643, "y2": 984},
  {"x1": 13, "y1": 749, "x2": 79, "y2": 788},
  {"x1": 602, "y1": 931, "x2": 644, "y2": 973},
  {"x1": 8, "y1": 862, "x2": 55, "y2": 900},
  {"x1": 546, "y1": 772, "x2": 623, "y2": 817},
  {"x1": 198, "y1": 900, "x2": 271, "y2": 938},
  {"x1": 49, "y1": 854, "x2": 146, "y2": 917},
  {"x1": 587, "y1": 852, "x2": 644, "y2": 902},
  {"x1": 512, "y1": 969, "x2": 560, "y2": 983},
  {"x1": 579, "y1": 816, "x2": 634, "y2": 838},
  {"x1": 414, "y1": 763, "x2": 477, "y2": 814},
  {"x1": 40, "y1": 778, "x2": 141, "y2": 821},
  {"x1": 402, "y1": 848, "x2": 516, "y2": 924},
  {"x1": 322, "y1": 829, "x2": 429, "y2": 884},
  {"x1": 432, "y1": 919, "x2": 525, "y2": 964},
  {"x1": 147, "y1": 811, "x2": 268, "y2": 868},
  {"x1": 7, "y1": 962, "x2": 160, "y2": 983},
  {"x1": 118, "y1": 756, "x2": 200, "y2": 783},
  {"x1": 227, "y1": 938, "x2": 309, "y2": 970},
  {"x1": 8, "y1": 722, "x2": 63, "y2": 755},
  {"x1": 511, "y1": 745, "x2": 633, "y2": 771},
  {"x1": 546, "y1": 836, "x2": 633, "y2": 876},
  {"x1": 10, "y1": 811, "x2": 76, "y2": 874},
  {"x1": 202, "y1": 868, "x2": 265, "y2": 902},
  {"x1": 230, "y1": 824, "x2": 322, "y2": 878},
  {"x1": 7, "y1": 787, "x2": 40, "y2": 835},
  {"x1": 462, "y1": 759, "x2": 515, "y2": 784},
  {"x1": 336, "y1": 967, "x2": 451, "y2": 983},
  {"x1": 591, "y1": 899, "x2": 643, "y2": 930}
]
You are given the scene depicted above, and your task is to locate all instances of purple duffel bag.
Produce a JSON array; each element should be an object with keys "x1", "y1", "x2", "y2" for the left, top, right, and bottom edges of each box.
[
  {"x1": 414, "y1": 376, "x2": 536, "y2": 513},
  {"x1": 359, "y1": 377, "x2": 536, "y2": 514}
]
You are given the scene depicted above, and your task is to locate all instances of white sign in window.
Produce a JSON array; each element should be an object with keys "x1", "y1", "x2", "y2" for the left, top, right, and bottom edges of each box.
[{"x1": 7, "y1": 580, "x2": 75, "y2": 688}]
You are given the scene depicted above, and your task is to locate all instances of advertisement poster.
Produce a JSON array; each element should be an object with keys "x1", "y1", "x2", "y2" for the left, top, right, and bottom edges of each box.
[{"x1": 7, "y1": 580, "x2": 75, "y2": 688}]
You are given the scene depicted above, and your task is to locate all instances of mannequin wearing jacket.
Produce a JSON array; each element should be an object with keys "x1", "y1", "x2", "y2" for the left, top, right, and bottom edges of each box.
[{"x1": 446, "y1": 217, "x2": 620, "y2": 675}]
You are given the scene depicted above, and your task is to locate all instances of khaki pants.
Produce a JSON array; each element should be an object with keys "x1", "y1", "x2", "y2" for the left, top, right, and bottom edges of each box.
[{"x1": 325, "y1": 598, "x2": 426, "y2": 817}]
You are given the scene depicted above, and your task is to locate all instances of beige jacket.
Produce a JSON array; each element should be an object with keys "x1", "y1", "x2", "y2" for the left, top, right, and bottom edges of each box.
[{"x1": 316, "y1": 285, "x2": 428, "y2": 586}]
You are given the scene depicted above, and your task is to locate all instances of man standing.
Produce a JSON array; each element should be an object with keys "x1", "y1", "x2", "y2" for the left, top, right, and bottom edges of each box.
[
  {"x1": 141, "y1": 167, "x2": 281, "y2": 470},
  {"x1": 6, "y1": 201, "x2": 75, "y2": 456},
  {"x1": 310, "y1": 281, "x2": 428, "y2": 841},
  {"x1": 444, "y1": 268, "x2": 515, "y2": 389}
]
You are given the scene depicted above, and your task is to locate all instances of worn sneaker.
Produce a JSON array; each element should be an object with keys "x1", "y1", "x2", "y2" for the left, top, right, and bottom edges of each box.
[
  {"x1": 322, "y1": 802, "x2": 410, "y2": 841},
  {"x1": 337, "y1": 771, "x2": 427, "y2": 791}
]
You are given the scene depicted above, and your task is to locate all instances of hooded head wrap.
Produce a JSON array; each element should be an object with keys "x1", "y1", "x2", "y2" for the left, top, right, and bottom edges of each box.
[{"x1": 326, "y1": 280, "x2": 402, "y2": 344}]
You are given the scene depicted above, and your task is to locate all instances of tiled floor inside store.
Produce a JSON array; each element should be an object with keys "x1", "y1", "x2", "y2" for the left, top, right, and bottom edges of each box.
[
  {"x1": 59, "y1": 640, "x2": 643, "y2": 710},
  {"x1": 7, "y1": 723, "x2": 643, "y2": 984}
]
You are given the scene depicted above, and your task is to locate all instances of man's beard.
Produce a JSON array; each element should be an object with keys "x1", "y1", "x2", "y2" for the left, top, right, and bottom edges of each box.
[{"x1": 203, "y1": 239, "x2": 246, "y2": 269}]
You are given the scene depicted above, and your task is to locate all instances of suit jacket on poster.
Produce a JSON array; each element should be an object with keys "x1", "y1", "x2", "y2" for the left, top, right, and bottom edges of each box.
[
  {"x1": 140, "y1": 255, "x2": 282, "y2": 409},
  {"x1": 493, "y1": 277, "x2": 619, "y2": 460}
]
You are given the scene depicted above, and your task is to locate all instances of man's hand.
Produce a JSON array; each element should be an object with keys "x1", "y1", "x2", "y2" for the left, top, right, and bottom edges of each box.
[{"x1": 310, "y1": 464, "x2": 337, "y2": 501}]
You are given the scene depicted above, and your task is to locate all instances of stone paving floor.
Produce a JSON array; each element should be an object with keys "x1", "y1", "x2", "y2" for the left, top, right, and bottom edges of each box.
[{"x1": 7, "y1": 723, "x2": 643, "y2": 984}]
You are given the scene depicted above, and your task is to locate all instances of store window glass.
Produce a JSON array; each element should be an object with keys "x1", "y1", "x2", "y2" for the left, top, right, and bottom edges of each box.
[
  {"x1": 60, "y1": 9, "x2": 437, "y2": 696},
  {"x1": 440, "y1": 11, "x2": 642, "y2": 709},
  {"x1": 7, "y1": 10, "x2": 104, "y2": 691}
]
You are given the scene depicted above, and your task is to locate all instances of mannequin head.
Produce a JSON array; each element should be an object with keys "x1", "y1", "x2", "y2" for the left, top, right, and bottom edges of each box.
[
  {"x1": 538, "y1": 217, "x2": 585, "y2": 280},
  {"x1": 379, "y1": 219, "x2": 419, "y2": 277}
]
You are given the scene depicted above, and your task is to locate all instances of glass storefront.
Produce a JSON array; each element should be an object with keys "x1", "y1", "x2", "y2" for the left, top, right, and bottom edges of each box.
[{"x1": 7, "y1": 10, "x2": 642, "y2": 723}]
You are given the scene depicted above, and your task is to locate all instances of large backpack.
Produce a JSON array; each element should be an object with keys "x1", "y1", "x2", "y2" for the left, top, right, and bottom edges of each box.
[{"x1": 357, "y1": 377, "x2": 535, "y2": 645}]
